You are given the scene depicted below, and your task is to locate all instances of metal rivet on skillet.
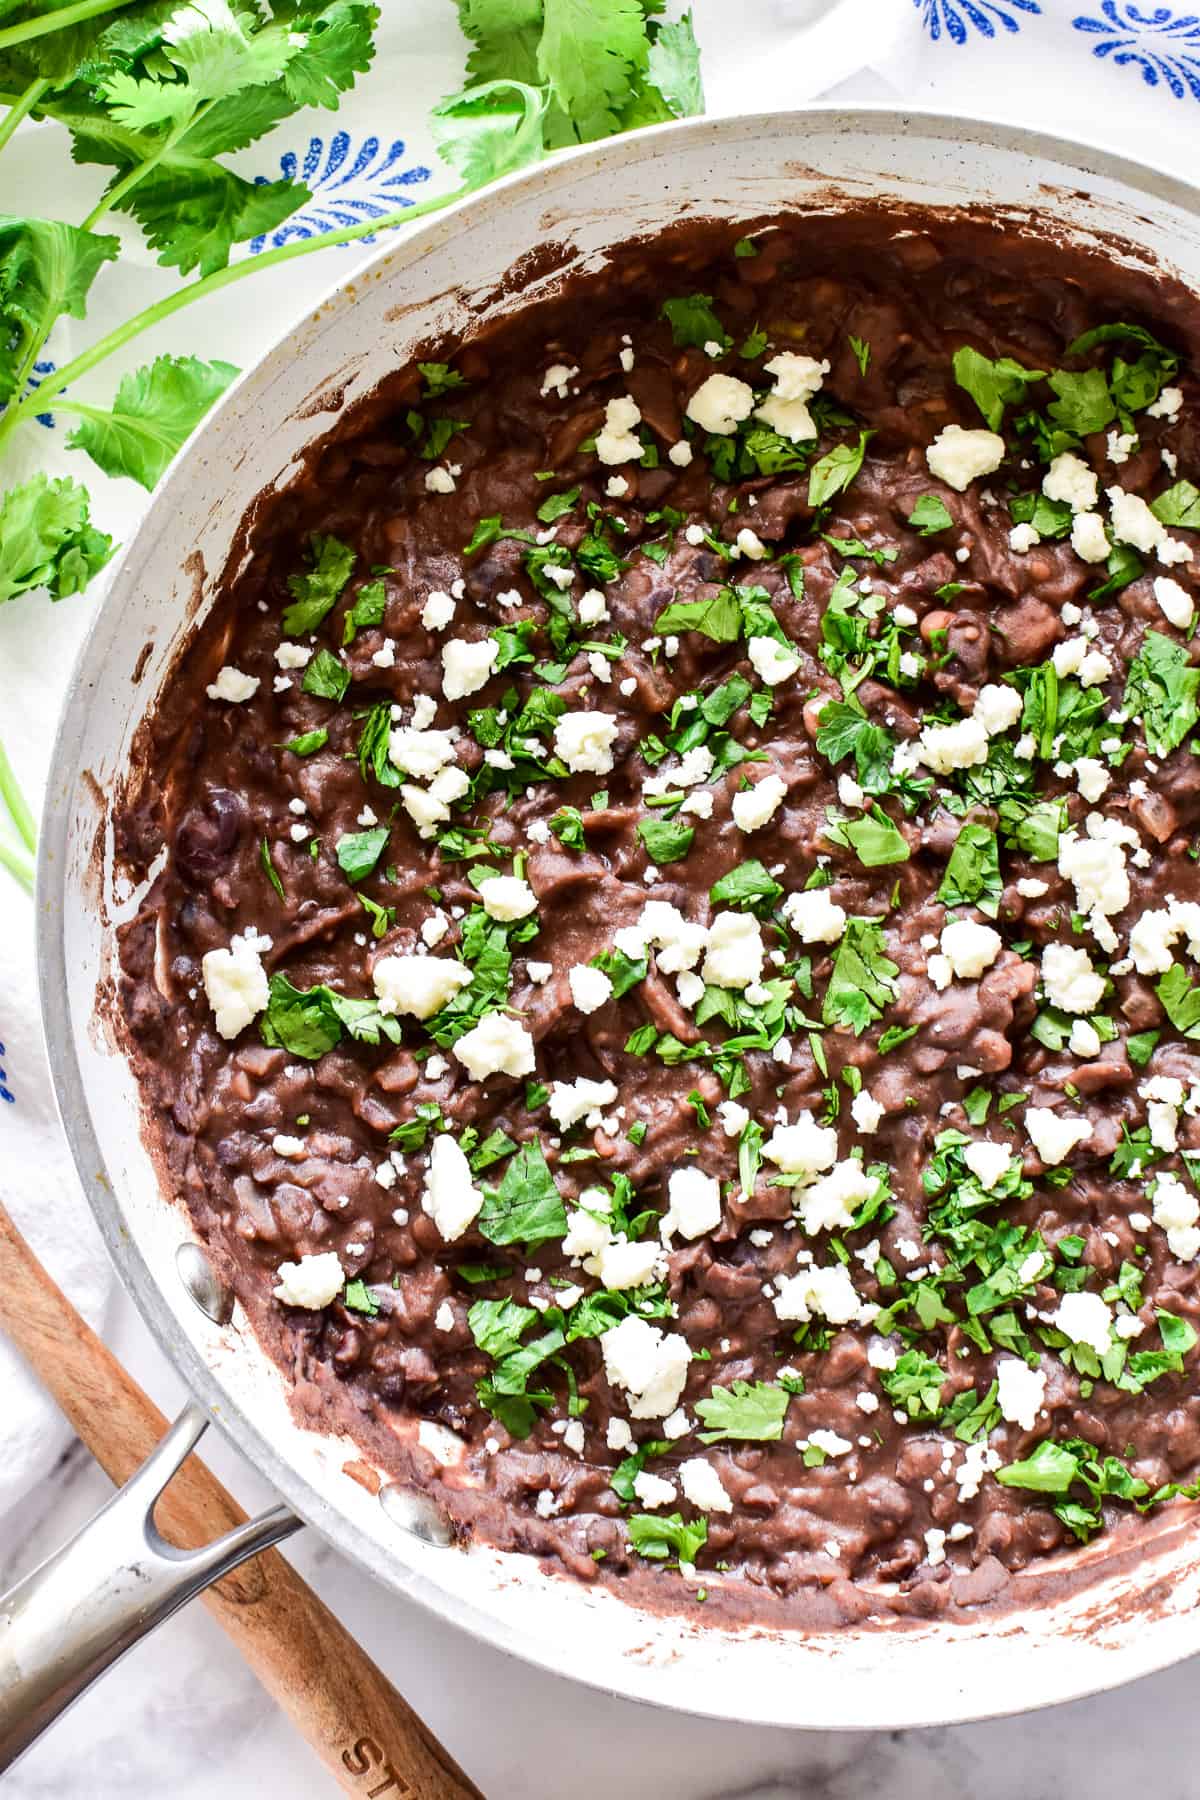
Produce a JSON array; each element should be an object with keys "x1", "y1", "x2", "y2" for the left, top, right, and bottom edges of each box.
[
  {"x1": 175, "y1": 1240, "x2": 234, "y2": 1325},
  {"x1": 378, "y1": 1482, "x2": 455, "y2": 1547}
]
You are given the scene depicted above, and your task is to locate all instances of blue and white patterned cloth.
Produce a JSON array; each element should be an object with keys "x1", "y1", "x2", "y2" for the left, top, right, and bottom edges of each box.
[{"x1": 1, "y1": 0, "x2": 1198, "y2": 1519}]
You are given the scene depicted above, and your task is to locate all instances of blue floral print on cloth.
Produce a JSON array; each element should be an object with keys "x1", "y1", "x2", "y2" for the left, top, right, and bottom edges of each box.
[
  {"x1": 249, "y1": 132, "x2": 433, "y2": 251},
  {"x1": 914, "y1": 0, "x2": 1042, "y2": 42},
  {"x1": 1073, "y1": 4, "x2": 1200, "y2": 99}
]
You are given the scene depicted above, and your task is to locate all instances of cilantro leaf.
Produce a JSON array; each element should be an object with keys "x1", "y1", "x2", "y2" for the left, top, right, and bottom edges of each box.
[
  {"x1": 536, "y1": 0, "x2": 649, "y2": 144},
  {"x1": 709, "y1": 860, "x2": 782, "y2": 910},
  {"x1": 638, "y1": 818, "x2": 695, "y2": 864},
  {"x1": 815, "y1": 698, "x2": 896, "y2": 795},
  {"x1": 1152, "y1": 480, "x2": 1200, "y2": 530},
  {"x1": 284, "y1": 533, "x2": 356, "y2": 636},
  {"x1": 953, "y1": 345, "x2": 1043, "y2": 431},
  {"x1": 478, "y1": 1138, "x2": 568, "y2": 1246},
  {"x1": 0, "y1": 473, "x2": 114, "y2": 604},
  {"x1": 907, "y1": 493, "x2": 954, "y2": 536},
  {"x1": 1157, "y1": 963, "x2": 1200, "y2": 1040},
  {"x1": 825, "y1": 804, "x2": 909, "y2": 868},
  {"x1": 281, "y1": 727, "x2": 328, "y2": 757},
  {"x1": 1047, "y1": 367, "x2": 1116, "y2": 438},
  {"x1": 695, "y1": 1379, "x2": 789, "y2": 1443},
  {"x1": 823, "y1": 918, "x2": 898, "y2": 1035},
  {"x1": 880, "y1": 1349, "x2": 945, "y2": 1422},
  {"x1": 938, "y1": 821, "x2": 1002, "y2": 918},
  {"x1": 341, "y1": 577, "x2": 387, "y2": 645},
  {"x1": 260, "y1": 972, "x2": 400, "y2": 1059},
  {"x1": 336, "y1": 826, "x2": 388, "y2": 882},
  {"x1": 301, "y1": 646, "x2": 351, "y2": 702},
  {"x1": 627, "y1": 1511, "x2": 707, "y2": 1562},
  {"x1": 808, "y1": 429, "x2": 872, "y2": 510},
  {"x1": 430, "y1": 76, "x2": 546, "y2": 184},
  {"x1": 645, "y1": 9, "x2": 704, "y2": 117},
  {"x1": 0, "y1": 216, "x2": 119, "y2": 405},
  {"x1": 653, "y1": 590, "x2": 741, "y2": 642},
  {"x1": 1123, "y1": 629, "x2": 1200, "y2": 756},
  {"x1": 660, "y1": 293, "x2": 728, "y2": 350},
  {"x1": 996, "y1": 1438, "x2": 1082, "y2": 1495},
  {"x1": 63, "y1": 353, "x2": 238, "y2": 490}
]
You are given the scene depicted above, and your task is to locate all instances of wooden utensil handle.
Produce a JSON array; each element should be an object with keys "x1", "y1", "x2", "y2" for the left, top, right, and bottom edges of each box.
[{"x1": 0, "y1": 1200, "x2": 482, "y2": 1800}]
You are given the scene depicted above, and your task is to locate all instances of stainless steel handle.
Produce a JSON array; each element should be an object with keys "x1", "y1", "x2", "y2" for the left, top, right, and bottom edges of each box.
[{"x1": 0, "y1": 1402, "x2": 300, "y2": 1771}]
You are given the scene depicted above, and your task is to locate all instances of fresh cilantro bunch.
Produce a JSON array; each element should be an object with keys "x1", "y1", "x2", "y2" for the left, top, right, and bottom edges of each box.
[{"x1": 0, "y1": 0, "x2": 704, "y2": 887}]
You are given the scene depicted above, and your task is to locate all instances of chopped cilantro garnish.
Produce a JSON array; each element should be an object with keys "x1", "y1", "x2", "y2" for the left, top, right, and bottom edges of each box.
[
  {"x1": 695, "y1": 1379, "x2": 790, "y2": 1443},
  {"x1": 283, "y1": 532, "x2": 355, "y2": 636}
]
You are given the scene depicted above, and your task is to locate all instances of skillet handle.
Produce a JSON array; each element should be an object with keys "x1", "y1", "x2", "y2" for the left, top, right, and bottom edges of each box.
[{"x1": 0, "y1": 1402, "x2": 298, "y2": 1770}]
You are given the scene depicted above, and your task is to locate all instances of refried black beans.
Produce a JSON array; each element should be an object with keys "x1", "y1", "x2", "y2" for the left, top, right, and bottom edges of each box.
[{"x1": 117, "y1": 211, "x2": 1200, "y2": 1625}]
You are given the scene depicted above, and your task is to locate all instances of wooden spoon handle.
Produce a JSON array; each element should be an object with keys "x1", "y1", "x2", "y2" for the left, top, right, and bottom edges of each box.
[{"x1": 0, "y1": 1199, "x2": 482, "y2": 1800}]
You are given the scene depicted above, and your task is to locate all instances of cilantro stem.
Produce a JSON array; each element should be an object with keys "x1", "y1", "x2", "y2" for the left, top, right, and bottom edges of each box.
[
  {"x1": 0, "y1": 182, "x2": 469, "y2": 444},
  {"x1": 0, "y1": 77, "x2": 50, "y2": 156},
  {"x1": 80, "y1": 102, "x2": 212, "y2": 233},
  {"x1": 0, "y1": 834, "x2": 33, "y2": 894},
  {"x1": 0, "y1": 734, "x2": 35, "y2": 853},
  {"x1": 0, "y1": 0, "x2": 130, "y2": 51}
]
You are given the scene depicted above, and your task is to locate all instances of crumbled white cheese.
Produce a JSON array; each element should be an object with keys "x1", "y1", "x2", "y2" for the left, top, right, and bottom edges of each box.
[
  {"x1": 1025, "y1": 1105, "x2": 1093, "y2": 1165},
  {"x1": 548, "y1": 1076, "x2": 619, "y2": 1131},
  {"x1": 568, "y1": 963, "x2": 612, "y2": 1014},
  {"x1": 662, "y1": 1166, "x2": 722, "y2": 1241},
  {"x1": 632, "y1": 1470, "x2": 677, "y2": 1509},
  {"x1": 764, "y1": 1111, "x2": 838, "y2": 1177},
  {"x1": 441, "y1": 636, "x2": 498, "y2": 701},
  {"x1": 273, "y1": 1251, "x2": 344, "y2": 1310},
  {"x1": 452, "y1": 1011, "x2": 536, "y2": 1081},
  {"x1": 422, "y1": 1134, "x2": 485, "y2": 1242},
  {"x1": 424, "y1": 466, "x2": 457, "y2": 494},
  {"x1": 850, "y1": 1089, "x2": 884, "y2": 1135},
  {"x1": 797, "y1": 1158, "x2": 876, "y2": 1236},
  {"x1": 1153, "y1": 574, "x2": 1195, "y2": 630},
  {"x1": 774, "y1": 1263, "x2": 874, "y2": 1326},
  {"x1": 1052, "y1": 1290, "x2": 1113, "y2": 1355},
  {"x1": 1070, "y1": 511, "x2": 1110, "y2": 563},
  {"x1": 206, "y1": 665, "x2": 259, "y2": 704},
  {"x1": 753, "y1": 352, "x2": 828, "y2": 443},
  {"x1": 373, "y1": 953, "x2": 472, "y2": 1020},
  {"x1": 996, "y1": 1357, "x2": 1046, "y2": 1430},
  {"x1": 479, "y1": 875, "x2": 537, "y2": 922},
  {"x1": 973, "y1": 683, "x2": 1023, "y2": 737},
  {"x1": 678, "y1": 1457, "x2": 733, "y2": 1514},
  {"x1": 1152, "y1": 1170, "x2": 1200, "y2": 1260},
  {"x1": 780, "y1": 887, "x2": 847, "y2": 944},
  {"x1": 1108, "y1": 484, "x2": 1166, "y2": 553},
  {"x1": 1148, "y1": 385, "x2": 1184, "y2": 419},
  {"x1": 274, "y1": 642, "x2": 312, "y2": 670},
  {"x1": 596, "y1": 394, "x2": 644, "y2": 465},
  {"x1": 1041, "y1": 941, "x2": 1105, "y2": 1014},
  {"x1": 554, "y1": 710, "x2": 618, "y2": 775},
  {"x1": 1043, "y1": 451, "x2": 1098, "y2": 512},
  {"x1": 747, "y1": 635, "x2": 801, "y2": 686},
  {"x1": 421, "y1": 589, "x2": 455, "y2": 631},
  {"x1": 201, "y1": 930, "x2": 272, "y2": 1039},
  {"x1": 915, "y1": 714, "x2": 989, "y2": 774},
  {"x1": 925, "y1": 424, "x2": 1006, "y2": 491},
  {"x1": 701, "y1": 911, "x2": 765, "y2": 990},
  {"x1": 540, "y1": 362, "x2": 578, "y2": 398},
  {"x1": 732, "y1": 772, "x2": 787, "y2": 832},
  {"x1": 601, "y1": 1315, "x2": 691, "y2": 1419},
  {"x1": 686, "y1": 371, "x2": 755, "y2": 436},
  {"x1": 963, "y1": 1139, "x2": 1012, "y2": 1191}
]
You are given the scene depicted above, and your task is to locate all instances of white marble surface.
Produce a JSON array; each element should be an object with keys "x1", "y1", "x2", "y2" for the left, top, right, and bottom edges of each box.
[{"x1": 3, "y1": 1280, "x2": 1200, "y2": 1798}]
